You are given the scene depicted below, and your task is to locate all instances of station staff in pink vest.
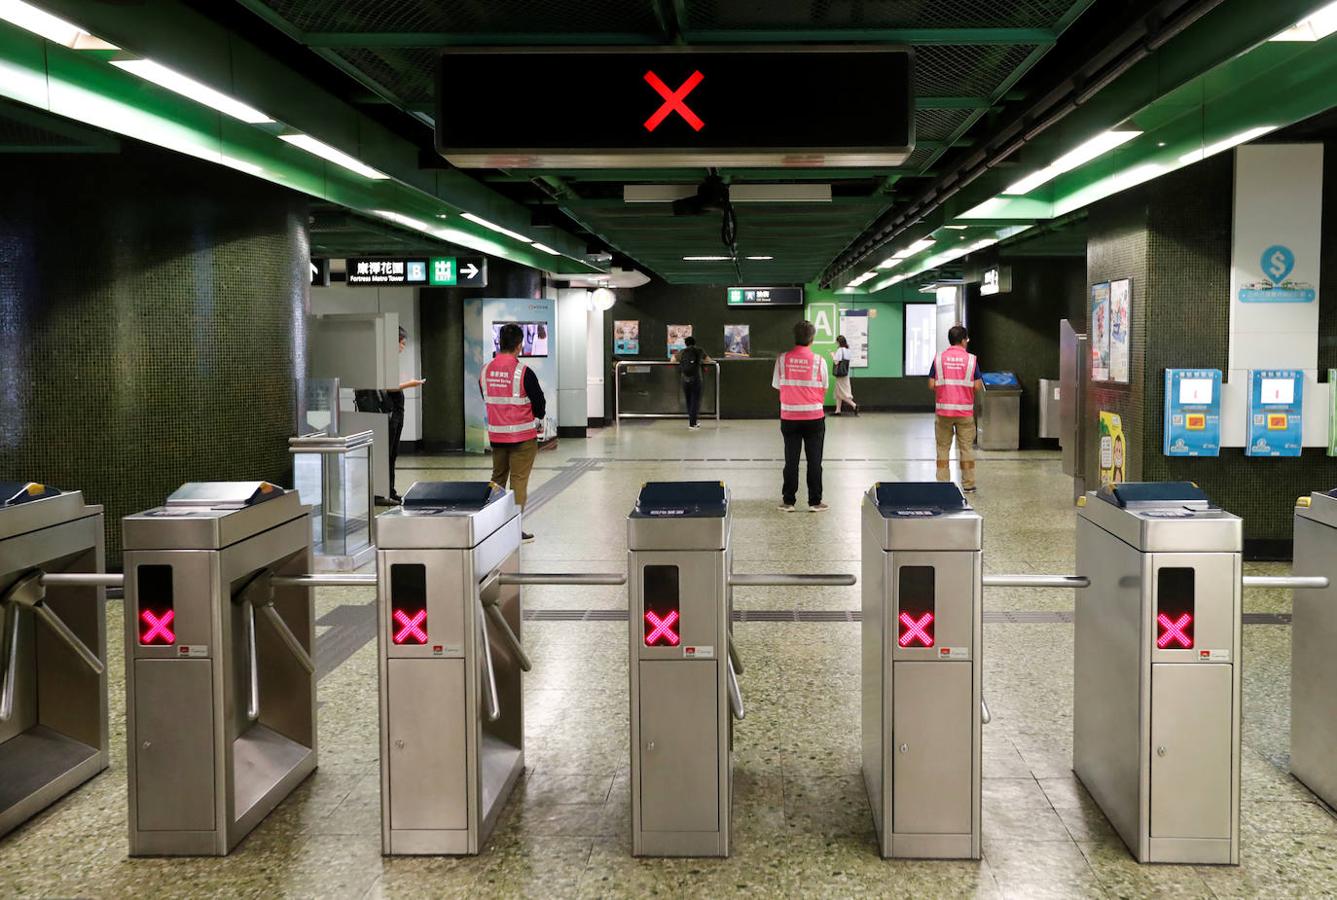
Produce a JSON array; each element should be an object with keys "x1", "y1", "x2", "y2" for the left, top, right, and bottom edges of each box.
[
  {"x1": 481, "y1": 322, "x2": 546, "y2": 542},
  {"x1": 772, "y1": 320, "x2": 830, "y2": 512},
  {"x1": 928, "y1": 324, "x2": 984, "y2": 492}
]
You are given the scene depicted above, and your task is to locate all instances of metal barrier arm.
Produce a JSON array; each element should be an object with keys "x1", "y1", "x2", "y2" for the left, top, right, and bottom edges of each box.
[
  {"x1": 476, "y1": 598, "x2": 501, "y2": 722},
  {"x1": 727, "y1": 655, "x2": 745, "y2": 721},
  {"x1": 497, "y1": 573, "x2": 627, "y2": 586},
  {"x1": 981, "y1": 697, "x2": 992, "y2": 725},
  {"x1": 728, "y1": 629, "x2": 744, "y2": 676},
  {"x1": 728, "y1": 574, "x2": 857, "y2": 587},
  {"x1": 40, "y1": 572, "x2": 124, "y2": 589},
  {"x1": 480, "y1": 598, "x2": 532, "y2": 672},
  {"x1": 982, "y1": 575, "x2": 1089, "y2": 589},
  {"x1": 255, "y1": 603, "x2": 316, "y2": 675},
  {"x1": 4, "y1": 570, "x2": 106, "y2": 678},
  {"x1": 270, "y1": 574, "x2": 378, "y2": 589},
  {"x1": 0, "y1": 599, "x2": 19, "y2": 723},
  {"x1": 1243, "y1": 576, "x2": 1330, "y2": 590}
]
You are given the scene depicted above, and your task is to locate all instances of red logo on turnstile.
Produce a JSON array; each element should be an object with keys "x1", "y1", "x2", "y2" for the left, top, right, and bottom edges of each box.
[
  {"x1": 1156, "y1": 612, "x2": 1193, "y2": 649},
  {"x1": 393, "y1": 609, "x2": 428, "y2": 644},
  {"x1": 643, "y1": 70, "x2": 705, "y2": 132},
  {"x1": 898, "y1": 611, "x2": 934, "y2": 648},
  {"x1": 644, "y1": 609, "x2": 680, "y2": 646},
  {"x1": 140, "y1": 609, "x2": 175, "y2": 645}
]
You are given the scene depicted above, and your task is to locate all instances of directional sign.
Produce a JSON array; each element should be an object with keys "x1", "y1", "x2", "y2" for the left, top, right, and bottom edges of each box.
[
  {"x1": 347, "y1": 258, "x2": 428, "y2": 286},
  {"x1": 727, "y1": 286, "x2": 804, "y2": 307},
  {"x1": 429, "y1": 256, "x2": 488, "y2": 288}
]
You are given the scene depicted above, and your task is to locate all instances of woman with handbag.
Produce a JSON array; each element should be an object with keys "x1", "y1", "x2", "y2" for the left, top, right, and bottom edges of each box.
[{"x1": 831, "y1": 335, "x2": 858, "y2": 415}]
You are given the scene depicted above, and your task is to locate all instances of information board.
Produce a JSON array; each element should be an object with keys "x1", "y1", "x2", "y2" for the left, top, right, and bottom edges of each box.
[
  {"x1": 1163, "y1": 369, "x2": 1222, "y2": 457},
  {"x1": 1246, "y1": 369, "x2": 1304, "y2": 457}
]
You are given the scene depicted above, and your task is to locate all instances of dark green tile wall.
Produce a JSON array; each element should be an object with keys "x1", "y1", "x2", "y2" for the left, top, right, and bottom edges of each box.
[{"x1": 0, "y1": 144, "x2": 308, "y2": 563}]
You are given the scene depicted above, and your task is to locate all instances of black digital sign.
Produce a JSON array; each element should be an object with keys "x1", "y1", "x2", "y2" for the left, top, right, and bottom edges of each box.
[{"x1": 437, "y1": 48, "x2": 914, "y2": 168}]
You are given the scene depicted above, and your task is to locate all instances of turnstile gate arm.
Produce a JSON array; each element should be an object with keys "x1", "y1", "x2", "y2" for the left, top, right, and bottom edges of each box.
[
  {"x1": 728, "y1": 574, "x2": 857, "y2": 587},
  {"x1": 476, "y1": 598, "x2": 501, "y2": 723},
  {"x1": 0, "y1": 600, "x2": 19, "y2": 723},
  {"x1": 39, "y1": 572, "x2": 125, "y2": 588},
  {"x1": 497, "y1": 573, "x2": 627, "y2": 586},
  {"x1": 728, "y1": 629, "x2": 743, "y2": 676},
  {"x1": 480, "y1": 598, "x2": 532, "y2": 672},
  {"x1": 1242, "y1": 576, "x2": 1330, "y2": 590},
  {"x1": 244, "y1": 600, "x2": 261, "y2": 722},
  {"x1": 727, "y1": 656, "x2": 745, "y2": 721},
  {"x1": 1, "y1": 571, "x2": 106, "y2": 680},
  {"x1": 981, "y1": 697, "x2": 992, "y2": 725},
  {"x1": 255, "y1": 603, "x2": 316, "y2": 675},
  {"x1": 981, "y1": 575, "x2": 1089, "y2": 588},
  {"x1": 270, "y1": 574, "x2": 379, "y2": 588}
]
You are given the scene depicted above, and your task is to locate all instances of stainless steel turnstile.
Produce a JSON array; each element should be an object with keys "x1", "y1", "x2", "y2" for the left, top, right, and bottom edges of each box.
[
  {"x1": 375, "y1": 481, "x2": 527, "y2": 855},
  {"x1": 1075, "y1": 482, "x2": 1242, "y2": 865},
  {"x1": 628, "y1": 481, "x2": 853, "y2": 858},
  {"x1": 1291, "y1": 490, "x2": 1337, "y2": 809},
  {"x1": 861, "y1": 482, "x2": 982, "y2": 860},
  {"x1": 0, "y1": 482, "x2": 109, "y2": 839},
  {"x1": 122, "y1": 482, "x2": 317, "y2": 856}
]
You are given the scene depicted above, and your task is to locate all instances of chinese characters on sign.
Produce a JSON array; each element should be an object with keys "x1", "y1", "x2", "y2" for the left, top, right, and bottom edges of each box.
[{"x1": 346, "y1": 258, "x2": 427, "y2": 286}]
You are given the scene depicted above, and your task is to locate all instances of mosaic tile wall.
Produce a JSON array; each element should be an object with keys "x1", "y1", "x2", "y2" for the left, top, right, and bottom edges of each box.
[
  {"x1": 1086, "y1": 151, "x2": 1337, "y2": 554},
  {"x1": 0, "y1": 145, "x2": 309, "y2": 563}
]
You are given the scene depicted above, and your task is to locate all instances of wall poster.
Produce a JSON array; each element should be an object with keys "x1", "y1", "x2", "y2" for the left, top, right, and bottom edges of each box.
[
  {"x1": 1109, "y1": 278, "x2": 1132, "y2": 384},
  {"x1": 724, "y1": 324, "x2": 751, "y2": 358},
  {"x1": 1330, "y1": 369, "x2": 1337, "y2": 457},
  {"x1": 614, "y1": 320, "x2": 640, "y2": 355},
  {"x1": 1098, "y1": 410, "x2": 1126, "y2": 486},
  {"x1": 839, "y1": 309, "x2": 871, "y2": 368},
  {"x1": 1090, "y1": 282, "x2": 1111, "y2": 382},
  {"x1": 666, "y1": 323, "x2": 693, "y2": 359}
]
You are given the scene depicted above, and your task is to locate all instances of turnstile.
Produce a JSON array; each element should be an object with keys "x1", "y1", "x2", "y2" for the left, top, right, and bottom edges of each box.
[
  {"x1": 861, "y1": 482, "x2": 981, "y2": 859},
  {"x1": 376, "y1": 481, "x2": 527, "y2": 855},
  {"x1": 122, "y1": 482, "x2": 317, "y2": 856},
  {"x1": 0, "y1": 482, "x2": 108, "y2": 839},
  {"x1": 1291, "y1": 490, "x2": 1337, "y2": 809},
  {"x1": 628, "y1": 481, "x2": 735, "y2": 857},
  {"x1": 1075, "y1": 482, "x2": 1241, "y2": 865}
]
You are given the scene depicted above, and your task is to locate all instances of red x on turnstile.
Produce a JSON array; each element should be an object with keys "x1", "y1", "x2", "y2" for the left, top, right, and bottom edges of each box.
[
  {"x1": 643, "y1": 70, "x2": 705, "y2": 132},
  {"x1": 898, "y1": 611, "x2": 934, "y2": 648},
  {"x1": 644, "y1": 609, "x2": 680, "y2": 646},
  {"x1": 1156, "y1": 612, "x2": 1192, "y2": 649},
  {"x1": 140, "y1": 608, "x2": 175, "y2": 645},
  {"x1": 393, "y1": 608, "x2": 428, "y2": 644}
]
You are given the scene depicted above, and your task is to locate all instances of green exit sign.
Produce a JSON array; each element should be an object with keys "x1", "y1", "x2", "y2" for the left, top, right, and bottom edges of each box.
[
  {"x1": 726, "y1": 286, "x2": 804, "y2": 307},
  {"x1": 429, "y1": 257, "x2": 456, "y2": 285}
]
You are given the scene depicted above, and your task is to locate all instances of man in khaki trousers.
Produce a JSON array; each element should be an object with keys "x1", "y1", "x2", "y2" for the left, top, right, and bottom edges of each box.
[{"x1": 927, "y1": 325, "x2": 984, "y2": 492}]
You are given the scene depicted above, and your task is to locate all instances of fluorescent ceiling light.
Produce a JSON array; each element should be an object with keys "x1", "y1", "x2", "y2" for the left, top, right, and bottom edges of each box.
[
  {"x1": 1178, "y1": 126, "x2": 1277, "y2": 164},
  {"x1": 683, "y1": 255, "x2": 731, "y2": 261},
  {"x1": 219, "y1": 155, "x2": 263, "y2": 176},
  {"x1": 848, "y1": 270, "x2": 879, "y2": 287},
  {"x1": 1004, "y1": 130, "x2": 1142, "y2": 195},
  {"x1": 461, "y1": 212, "x2": 532, "y2": 244},
  {"x1": 372, "y1": 209, "x2": 434, "y2": 233},
  {"x1": 110, "y1": 59, "x2": 273, "y2": 124},
  {"x1": 944, "y1": 225, "x2": 968, "y2": 230},
  {"x1": 279, "y1": 133, "x2": 387, "y2": 179},
  {"x1": 1272, "y1": 1, "x2": 1337, "y2": 40},
  {"x1": 746, "y1": 255, "x2": 774, "y2": 260},
  {"x1": 0, "y1": 0, "x2": 111, "y2": 47},
  {"x1": 532, "y1": 242, "x2": 561, "y2": 256},
  {"x1": 904, "y1": 238, "x2": 936, "y2": 256},
  {"x1": 877, "y1": 257, "x2": 901, "y2": 270}
]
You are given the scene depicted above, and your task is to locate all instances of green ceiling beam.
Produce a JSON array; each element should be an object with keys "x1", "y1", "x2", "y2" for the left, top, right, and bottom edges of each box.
[{"x1": 300, "y1": 28, "x2": 1056, "y2": 48}]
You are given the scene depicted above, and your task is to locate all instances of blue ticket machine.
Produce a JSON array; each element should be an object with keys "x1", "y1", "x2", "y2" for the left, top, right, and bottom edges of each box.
[
  {"x1": 1246, "y1": 369, "x2": 1304, "y2": 457},
  {"x1": 1163, "y1": 369, "x2": 1222, "y2": 457}
]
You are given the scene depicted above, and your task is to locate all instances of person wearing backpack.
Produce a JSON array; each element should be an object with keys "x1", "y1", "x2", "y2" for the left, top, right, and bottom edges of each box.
[
  {"x1": 831, "y1": 334, "x2": 858, "y2": 416},
  {"x1": 674, "y1": 336, "x2": 713, "y2": 429}
]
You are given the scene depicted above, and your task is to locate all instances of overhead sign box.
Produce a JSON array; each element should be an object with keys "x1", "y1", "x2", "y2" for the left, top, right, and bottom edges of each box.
[
  {"x1": 347, "y1": 258, "x2": 429, "y2": 286},
  {"x1": 437, "y1": 47, "x2": 914, "y2": 168},
  {"x1": 727, "y1": 286, "x2": 804, "y2": 307},
  {"x1": 980, "y1": 266, "x2": 1011, "y2": 296}
]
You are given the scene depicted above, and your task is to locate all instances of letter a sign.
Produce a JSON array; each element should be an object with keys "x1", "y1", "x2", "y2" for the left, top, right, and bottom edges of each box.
[{"x1": 808, "y1": 302, "x2": 838, "y2": 343}]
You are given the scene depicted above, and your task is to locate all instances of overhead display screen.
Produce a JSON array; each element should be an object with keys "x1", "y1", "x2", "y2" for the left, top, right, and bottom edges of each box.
[{"x1": 437, "y1": 48, "x2": 914, "y2": 168}]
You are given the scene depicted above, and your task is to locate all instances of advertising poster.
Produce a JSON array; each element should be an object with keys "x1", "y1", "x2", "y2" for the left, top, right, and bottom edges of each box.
[
  {"x1": 1098, "y1": 411, "x2": 1126, "y2": 486},
  {"x1": 1109, "y1": 278, "x2": 1132, "y2": 384},
  {"x1": 1090, "y1": 282, "x2": 1111, "y2": 382},
  {"x1": 1163, "y1": 369, "x2": 1222, "y2": 457},
  {"x1": 723, "y1": 324, "x2": 751, "y2": 358},
  {"x1": 1330, "y1": 369, "x2": 1337, "y2": 457},
  {"x1": 613, "y1": 320, "x2": 640, "y2": 355},
  {"x1": 666, "y1": 324, "x2": 693, "y2": 359},
  {"x1": 1246, "y1": 369, "x2": 1303, "y2": 457},
  {"x1": 839, "y1": 309, "x2": 871, "y2": 368}
]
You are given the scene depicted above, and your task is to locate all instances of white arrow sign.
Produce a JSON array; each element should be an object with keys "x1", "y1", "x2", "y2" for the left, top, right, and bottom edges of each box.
[{"x1": 461, "y1": 263, "x2": 480, "y2": 280}]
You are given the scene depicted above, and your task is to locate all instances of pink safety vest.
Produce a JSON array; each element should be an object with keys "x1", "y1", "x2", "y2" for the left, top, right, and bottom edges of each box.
[
  {"x1": 773, "y1": 346, "x2": 828, "y2": 421},
  {"x1": 481, "y1": 354, "x2": 538, "y2": 443},
  {"x1": 933, "y1": 346, "x2": 978, "y2": 418}
]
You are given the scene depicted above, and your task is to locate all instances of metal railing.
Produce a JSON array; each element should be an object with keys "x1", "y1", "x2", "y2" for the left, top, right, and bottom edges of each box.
[
  {"x1": 983, "y1": 575, "x2": 1089, "y2": 589},
  {"x1": 729, "y1": 573, "x2": 857, "y2": 587},
  {"x1": 614, "y1": 360, "x2": 722, "y2": 423}
]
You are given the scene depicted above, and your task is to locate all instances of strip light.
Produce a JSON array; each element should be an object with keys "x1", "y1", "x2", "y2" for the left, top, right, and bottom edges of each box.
[
  {"x1": 1004, "y1": 130, "x2": 1142, "y2": 195},
  {"x1": 683, "y1": 255, "x2": 731, "y2": 261},
  {"x1": 746, "y1": 255, "x2": 774, "y2": 260},
  {"x1": 0, "y1": 0, "x2": 110, "y2": 47},
  {"x1": 847, "y1": 270, "x2": 879, "y2": 288},
  {"x1": 1272, "y1": 1, "x2": 1337, "y2": 40},
  {"x1": 461, "y1": 212, "x2": 532, "y2": 244},
  {"x1": 1178, "y1": 126, "x2": 1277, "y2": 164},
  {"x1": 111, "y1": 59, "x2": 272, "y2": 124},
  {"x1": 372, "y1": 209, "x2": 434, "y2": 233},
  {"x1": 279, "y1": 133, "x2": 386, "y2": 179},
  {"x1": 532, "y1": 242, "x2": 561, "y2": 256}
]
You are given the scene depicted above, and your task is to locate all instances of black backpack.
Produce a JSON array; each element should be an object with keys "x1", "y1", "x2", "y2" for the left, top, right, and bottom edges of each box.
[{"x1": 679, "y1": 346, "x2": 704, "y2": 380}]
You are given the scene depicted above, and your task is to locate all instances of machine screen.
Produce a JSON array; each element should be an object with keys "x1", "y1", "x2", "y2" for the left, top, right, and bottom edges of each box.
[
  {"x1": 897, "y1": 566, "x2": 936, "y2": 648},
  {"x1": 390, "y1": 564, "x2": 428, "y2": 644},
  {"x1": 643, "y1": 565, "x2": 681, "y2": 647},
  {"x1": 1156, "y1": 568, "x2": 1195, "y2": 649},
  {"x1": 1178, "y1": 378, "x2": 1214, "y2": 404},
  {"x1": 1260, "y1": 378, "x2": 1295, "y2": 405},
  {"x1": 137, "y1": 564, "x2": 176, "y2": 645}
]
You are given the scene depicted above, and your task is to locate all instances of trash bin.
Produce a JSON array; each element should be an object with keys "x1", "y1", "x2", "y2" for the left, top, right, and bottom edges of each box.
[{"x1": 978, "y1": 372, "x2": 1021, "y2": 450}]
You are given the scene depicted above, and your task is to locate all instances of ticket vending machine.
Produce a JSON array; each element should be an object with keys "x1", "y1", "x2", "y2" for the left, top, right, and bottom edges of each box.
[
  {"x1": 628, "y1": 482, "x2": 734, "y2": 858},
  {"x1": 122, "y1": 482, "x2": 316, "y2": 856},
  {"x1": 861, "y1": 482, "x2": 981, "y2": 859},
  {"x1": 375, "y1": 482, "x2": 526, "y2": 855},
  {"x1": 1075, "y1": 483, "x2": 1241, "y2": 864},
  {"x1": 0, "y1": 483, "x2": 108, "y2": 839},
  {"x1": 1290, "y1": 490, "x2": 1337, "y2": 809}
]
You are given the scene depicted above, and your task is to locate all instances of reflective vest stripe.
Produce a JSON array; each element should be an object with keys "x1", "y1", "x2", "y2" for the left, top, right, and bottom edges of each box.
[
  {"x1": 487, "y1": 396, "x2": 531, "y2": 405},
  {"x1": 483, "y1": 356, "x2": 538, "y2": 442},
  {"x1": 781, "y1": 402, "x2": 824, "y2": 413},
  {"x1": 777, "y1": 377, "x2": 826, "y2": 387},
  {"x1": 488, "y1": 420, "x2": 539, "y2": 433},
  {"x1": 938, "y1": 402, "x2": 976, "y2": 412},
  {"x1": 934, "y1": 347, "x2": 978, "y2": 418}
]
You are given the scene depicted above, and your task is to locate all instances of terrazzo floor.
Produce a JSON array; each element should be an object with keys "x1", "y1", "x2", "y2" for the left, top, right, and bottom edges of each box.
[{"x1": 4, "y1": 414, "x2": 1336, "y2": 898}]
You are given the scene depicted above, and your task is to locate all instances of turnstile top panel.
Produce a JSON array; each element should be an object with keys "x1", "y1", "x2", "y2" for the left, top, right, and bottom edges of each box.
[
  {"x1": 123, "y1": 482, "x2": 308, "y2": 550},
  {"x1": 1079, "y1": 484, "x2": 1240, "y2": 553},
  {"x1": 0, "y1": 484, "x2": 101, "y2": 542},
  {"x1": 1297, "y1": 490, "x2": 1337, "y2": 529},
  {"x1": 628, "y1": 481, "x2": 730, "y2": 551},
  {"x1": 862, "y1": 483, "x2": 981, "y2": 551},
  {"x1": 376, "y1": 481, "x2": 519, "y2": 549}
]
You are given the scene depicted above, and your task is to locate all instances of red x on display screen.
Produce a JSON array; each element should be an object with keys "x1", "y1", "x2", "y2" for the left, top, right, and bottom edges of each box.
[
  {"x1": 898, "y1": 566, "x2": 936, "y2": 649},
  {"x1": 137, "y1": 564, "x2": 176, "y2": 645},
  {"x1": 390, "y1": 564, "x2": 428, "y2": 645},
  {"x1": 643, "y1": 565, "x2": 681, "y2": 647},
  {"x1": 1156, "y1": 568, "x2": 1195, "y2": 649}
]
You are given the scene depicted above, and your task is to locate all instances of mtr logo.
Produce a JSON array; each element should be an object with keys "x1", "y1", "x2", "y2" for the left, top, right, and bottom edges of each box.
[{"x1": 643, "y1": 70, "x2": 704, "y2": 132}]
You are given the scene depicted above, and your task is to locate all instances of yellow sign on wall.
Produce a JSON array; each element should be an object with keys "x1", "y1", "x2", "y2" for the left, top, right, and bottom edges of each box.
[{"x1": 1099, "y1": 411, "x2": 1126, "y2": 486}]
